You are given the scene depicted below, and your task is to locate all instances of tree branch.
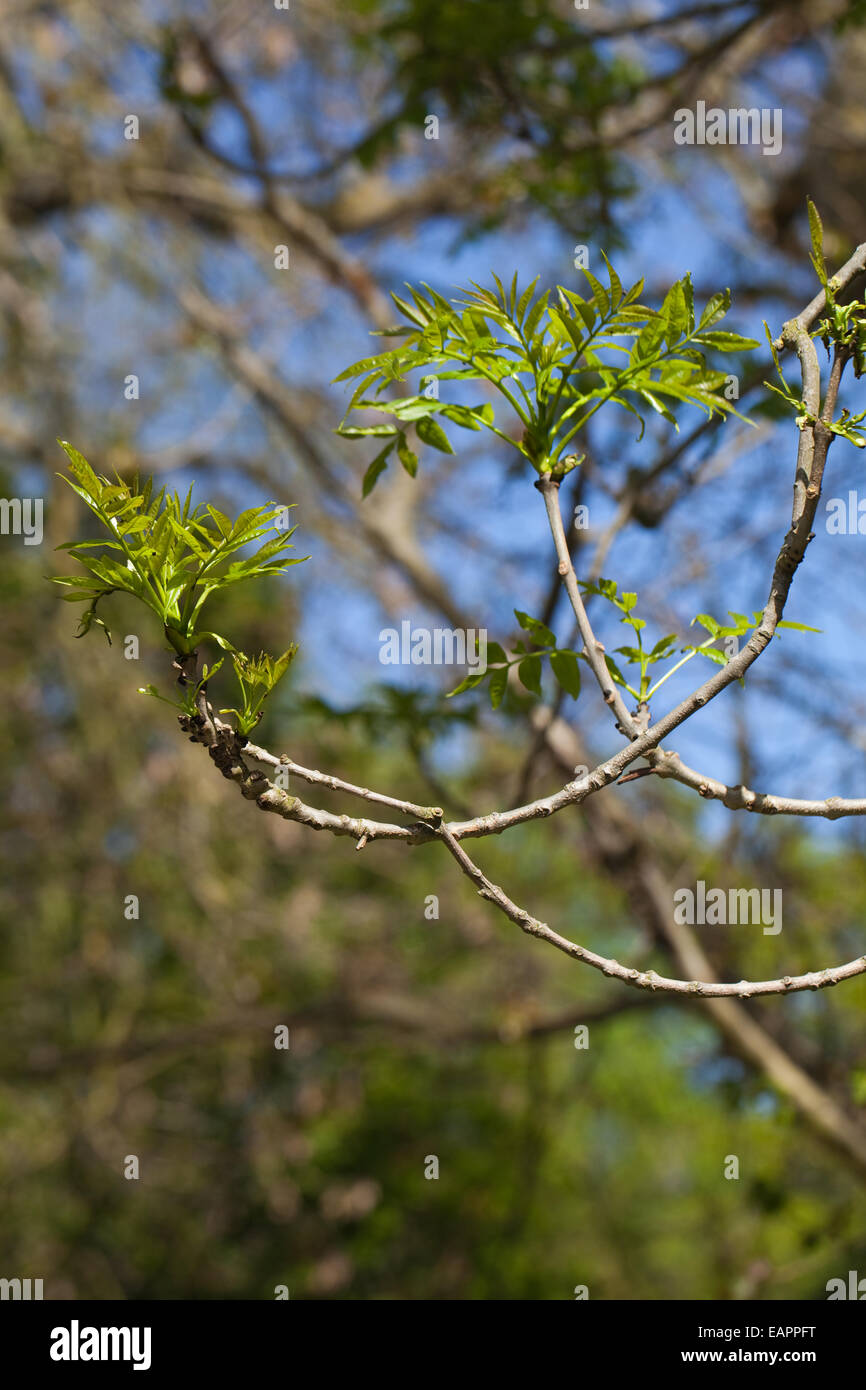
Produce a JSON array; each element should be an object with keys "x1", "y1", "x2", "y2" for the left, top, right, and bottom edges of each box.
[
  {"x1": 536, "y1": 473, "x2": 639, "y2": 738},
  {"x1": 436, "y1": 822, "x2": 866, "y2": 1001}
]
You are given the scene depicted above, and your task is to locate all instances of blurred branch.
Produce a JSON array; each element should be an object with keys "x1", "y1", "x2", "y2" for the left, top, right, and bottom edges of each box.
[{"x1": 9, "y1": 990, "x2": 659, "y2": 1079}]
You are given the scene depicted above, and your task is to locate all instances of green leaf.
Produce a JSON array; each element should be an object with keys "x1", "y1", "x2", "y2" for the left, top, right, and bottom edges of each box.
[
  {"x1": 581, "y1": 268, "x2": 609, "y2": 318},
  {"x1": 57, "y1": 440, "x2": 101, "y2": 499},
  {"x1": 138, "y1": 683, "x2": 187, "y2": 713},
  {"x1": 115, "y1": 513, "x2": 150, "y2": 535},
  {"x1": 660, "y1": 276, "x2": 692, "y2": 343},
  {"x1": 516, "y1": 275, "x2": 540, "y2": 325},
  {"x1": 335, "y1": 424, "x2": 398, "y2": 439},
  {"x1": 438, "y1": 403, "x2": 490, "y2": 430},
  {"x1": 369, "y1": 325, "x2": 415, "y2": 339},
  {"x1": 447, "y1": 669, "x2": 487, "y2": 698},
  {"x1": 807, "y1": 199, "x2": 826, "y2": 282},
  {"x1": 514, "y1": 610, "x2": 556, "y2": 648},
  {"x1": 524, "y1": 292, "x2": 549, "y2": 341},
  {"x1": 194, "y1": 630, "x2": 238, "y2": 653},
  {"x1": 624, "y1": 277, "x2": 645, "y2": 305},
  {"x1": 699, "y1": 289, "x2": 731, "y2": 330},
  {"x1": 360, "y1": 395, "x2": 436, "y2": 422},
  {"x1": 692, "y1": 645, "x2": 727, "y2": 667},
  {"x1": 603, "y1": 654, "x2": 629, "y2": 688},
  {"x1": 682, "y1": 273, "x2": 695, "y2": 335},
  {"x1": 550, "y1": 306, "x2": 585, "y2": 352},
  {"x1": 630, "y1": 314, "x2": 667, "y2": 364},
  {"x1": 489, "y1": 664, "x2": 509, "y2": 709},
  {"x1": 517, "y1": 655, "x2": 542, "y2": 696},
  {"x1": 692, "y1": 331, "x2": 760, "y2": 352},
  {"x1": 55, "y1": 538, "x2": 125, "y2": 554},
  {"x1": 76, "y1": 602, "x2": 113, "y2": 644},
  {"x1": 508, "y1": 271, "x2": 519, "y2": 316},
  {"x1": 333, "y1": 348, "x2": 420, "y2": 383},
  {"x1": 550, "y1": 649, "x2": 581, "y2": 698},
  {"x1": 726, "y1": 612, "x2": 750, "y2": 632},
  {"x1": 571, "y1": 296, "x2": 596, "y2": 333},
  {"x1": 165, "y1": 514, "x2": 210, "y2": 562},
  {"x1": 638, "y1": 388, "x2": 678, "y2": 428},
  {"x1": 610, "y1": 394, "x2": 647, "y2": 439},
  {"x1": 600, "y1": 251, "x2": 623, "y2": 309},
  {"x1": 390, "y1": 291, "x2": 430, "y2": 327},
  {"x1": 415, "y1": 416, "x2": 454, "y2": 454},
  {"x1": 362, "y1": 441, "x2": 396, "y2": 497},
  {"x1": 396, "y1": 434, "x2": 419, "y2": 478}
]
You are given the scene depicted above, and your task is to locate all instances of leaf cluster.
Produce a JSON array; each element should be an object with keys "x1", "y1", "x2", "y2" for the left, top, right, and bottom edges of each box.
[
  {"x1": 447, "y1": 609, "x2": 584, "y2": 709},
  {"x1": 446, "y1": 590, "x2": 819, "y2": 711},
  {"x1": 53, "y1": 444, "x2": 305, "y2": 732},
  {"x1": 335, "y1": 259, "x2": 758, "y2": 494},
  {"x1": 53, "y1": 443, "x2": 305, "y2": 654},
  {"x1": 765, "y1": 203, "x2": 866, "y2": 448},
  {"x1": 220, "y1": 648, "x2": 298, "y2": 736}
]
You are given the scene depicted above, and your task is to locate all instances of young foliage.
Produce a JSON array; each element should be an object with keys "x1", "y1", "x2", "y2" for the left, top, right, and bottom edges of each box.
[
  {"x1": 447, "y1": 590, "x2": 819, "y2": 711},
  {"x1": 52, "y1": 442, "x2": 306, "y2": 655},
  {"x1": 687, "y1": 609, "x2": 820, "y2": 658},
  {"x1": 53, "y1": 444, "x2": 305, "y2": 733},
  {"x1": 765, "y1": 204, "x2": 866, "y2": 444},
  {"x1": 335, "y1": 260, "x2": 759, "y2": 493},
  {"x1": 588, "y1": 589, "x2": 819, "y2": 700},
  {"x1": 765, "y1": 314, "x2": 866, "y2": 448},
  {"x1": 138, "y1": 658, "x2": 225, "y2": 720},
  {"x1": 447, "y1": 609, "x2": 584, "y2": 709},
  {"x1": 220, "y1": 648, "x2": 298, "y2": 736}
]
